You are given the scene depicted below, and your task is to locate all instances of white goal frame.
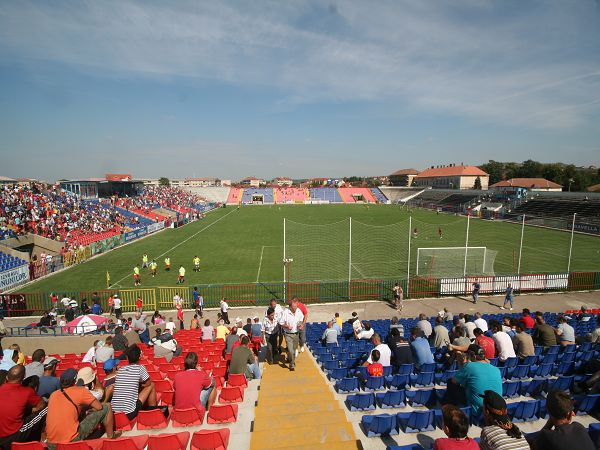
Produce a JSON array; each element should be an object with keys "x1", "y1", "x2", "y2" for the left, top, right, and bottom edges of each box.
[{"x1": 416, "y1": 246, "x2": 488, "y2": 277}]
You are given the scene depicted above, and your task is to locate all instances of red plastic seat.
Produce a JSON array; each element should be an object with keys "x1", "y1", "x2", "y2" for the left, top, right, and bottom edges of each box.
[
  {"x1": 159, "y1": 389, "x2": 175, "y2": 406},
  {"x1": 219, "y1": 386, "x2": 244, "y2": 403},
  {"x1": 99, "y1": 436, "x2": 148, "y2": 450},
  {"x1": 166, "y1": 369, "x2": 179, "y2": 380},
  {"x1": 190, "y1": 429, "x2": 231, "y2": 450},
  {"x1": 153, "y1": 379, "x2": 173, "y2": 393},
  {"x1": 147, "y1": 432, "x2": 190, "y2": 450},
  {"x1": 226, "y1": 373, "x2": 247, "y2": 389},
  {"x1": 171, "y1": 407, "x2": 204, "y2": 427},
  {"x1": 55, "y1": 443, "x2": 96, "y2": 450},
  {"x1": 11, "y1": 443, "x2": 47, "y2": 450},
  {"x1": 136, "y1": 409, "x2": 169, "y2": 430},
  {"x1": 211, "y1": 366, "x2": 227, "y2": 379},
  {"x1": 113, "y1": 412, "x2": 136, "y2": 431},
  {"x1": 207, "y1": 404, "x2": 238, "y2": 424}
]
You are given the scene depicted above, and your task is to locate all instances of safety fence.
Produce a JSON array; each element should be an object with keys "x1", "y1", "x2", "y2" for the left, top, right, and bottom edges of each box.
[{"x1": 3, "y1": 270, "x2": 600, "y2": 318}]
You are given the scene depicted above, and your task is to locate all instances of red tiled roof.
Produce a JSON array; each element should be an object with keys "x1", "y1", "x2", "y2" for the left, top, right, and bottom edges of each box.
[
  {"x1": 415, "y1": 165, "x2": 488, "y2": 178},
  {"x1": 389, "y1": 168, "x2": 420, "y2": 176},
  {"x1": 105, "y1": 173, "x2": 132, "y2": 181},
  {"x1": 490, "y1": 178, "x2": 562, "y2": 189}
]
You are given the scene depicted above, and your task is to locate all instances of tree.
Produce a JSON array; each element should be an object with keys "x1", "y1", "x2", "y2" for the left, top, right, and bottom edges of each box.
[
  {"x1": 158, "y1": 177, "x2": 170, "y2": 187},
  {"x1": 473, "y1": 176, "x2": 482, "y2": 190},
  {"x1": 479, "y1": 160, "x2": 504, "y2": 185}
]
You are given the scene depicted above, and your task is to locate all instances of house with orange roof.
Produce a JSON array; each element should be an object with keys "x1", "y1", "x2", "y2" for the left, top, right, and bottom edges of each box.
[
  {"x1": 491, "y1": 178, "x2": 562, "y2": 192},
  {"x1": 413, "y1": 165, "x2": 489, "y2": 190},
  {"x1": 388, "y1": 168, "x2": 420, "y2": 186}
]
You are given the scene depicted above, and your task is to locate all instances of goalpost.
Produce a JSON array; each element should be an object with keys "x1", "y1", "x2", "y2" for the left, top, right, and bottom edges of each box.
[{"x1": 416, "y1": 246, "x2": 497, "y2": 278}]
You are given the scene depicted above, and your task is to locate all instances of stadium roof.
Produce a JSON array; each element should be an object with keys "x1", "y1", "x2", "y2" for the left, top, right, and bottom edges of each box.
[
  {"x1": 491, "y1": 178, "x2": 562, "y2": 189},
  {"x1": 105, "y1": 173, "x2": 132, "y2": 181},
  {"x1": 415, "y1": 165, "x2": 488, "y2": 178},
  {"x1": 389, "y1": 168, "x2": 420, "y2": 176},
  {"x1": 185, "y1": 177, "x2": 217, "y2": 181},
  {"x1": 0, "y1": 176, "x2": 15, "y2": 181}
]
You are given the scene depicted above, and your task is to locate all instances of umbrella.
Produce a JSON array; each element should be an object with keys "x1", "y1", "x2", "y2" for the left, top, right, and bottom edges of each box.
[{"x1": 65, "y1": 314, "x2": 108, "y2": 334}]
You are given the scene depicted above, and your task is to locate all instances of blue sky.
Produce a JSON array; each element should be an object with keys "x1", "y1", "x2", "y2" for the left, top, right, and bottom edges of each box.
[{"x1": 1, "y1": 0, "x2": 599, "y2": 181}]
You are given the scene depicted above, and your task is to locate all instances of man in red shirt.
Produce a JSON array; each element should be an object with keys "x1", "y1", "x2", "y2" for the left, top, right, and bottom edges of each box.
[
  {"x1": 294, "y1": 297, "x2": 308, "y2": 356},
  {"x1": 173, "y1": 352, "x2": 216, "y2": 417},
  {"x1": 0, "y1": 365, "x2": 47, "y2": 449},
  {"x1": 474, "y1": 328, "x2": 496, "y2": 360},
  {"x1": 521, "y1": 309, "x2": 535, "y2": 329}
]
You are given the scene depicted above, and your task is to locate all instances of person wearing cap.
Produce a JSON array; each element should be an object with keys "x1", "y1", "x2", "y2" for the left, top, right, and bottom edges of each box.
[
  {"x1": 479, "y1": 390, "x2": 529, "y2": 450},
  {"x1": 236, "y1": 318, "x2": 248, "y2": 336},
  {"x1": 38, "y1": 357, "x2": 61, "y2": 398},
  {"x1": 451, "y1": 344, "x2": 502, "y2": 417},
  {"x1": 77, "y1": 367, "x2": 104, "y2": 401},
  {"x1": 528, "y1": 390, "x2": 595, "y2": 450},
  {"x1": 0, "y1": 365, "x2": 47, "y2": 448},
  {"x1": 46, "y1": 367, "x2": 120, "y2": 447},
  {"x1": 101, "y1": 359, "x2": 120, "y2": 403},
  {"x1": 433, "y1": 404, "x2": 479, "y2": 450},
  {"x1": 24, "y1": 349, "x2": 46, "y2": 379}
]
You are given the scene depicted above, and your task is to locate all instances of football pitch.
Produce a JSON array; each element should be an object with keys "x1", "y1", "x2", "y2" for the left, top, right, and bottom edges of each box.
[{"x1": 17, "y1": 204, "x2": 600, "y2": 293}]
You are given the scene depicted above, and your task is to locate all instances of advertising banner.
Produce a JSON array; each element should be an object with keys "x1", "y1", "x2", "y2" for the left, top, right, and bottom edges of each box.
[
  {"x1": 125, "y1": 227, "x2": 148, "y2": 242},
  {"x1": 147, "y1": 222, "x2": 165, "y2": 234},
  {"x1": 91, "y1": 235, "x2": 125, "y2": 255},
  {"x1": 0, "y1": 265, "x2": 30, "y2": 291}
]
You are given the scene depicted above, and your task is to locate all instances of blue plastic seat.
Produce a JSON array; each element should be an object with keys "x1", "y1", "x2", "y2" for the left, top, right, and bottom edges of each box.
[
  {"x1": 575, "y1": 394, "x2": 600, "y2": 415},
  {"x1": 406, "y1": 388, "x2": 435, "y2": 407},
  {"x1": 329, "y1": 367, "x2": 348, "y2": 380},
  {"x1": 386, "y1": 445, "x2": 424, "y2": 450},
  {"x1": 508, "y1": 400, "x2": 539, "y2": 422},
  {"x1": 435, "y1": 370, "x2": 457, "y2": 386},
  {"x1": 546, "y1": 345, "x2": 560, "y2": 355},
  {"x1": 502, "y1": 381, "x2": 521, "y2": 398},
  {"x1": 336, "y1": 377, "x2": 359, "y2": 393},
  {"x1": 347, "y1": 393, "x2": 376, "y2": 411},
  {"x1": 364, "y1": 376, "x2": 385, "y2": 392},
  {"x1": 522, "y1": 355, "x2": 537, "y2": 366},
  {"x1": 548, "y1": 375, "x2": 573, "y2": 392},
  {"x1": 503, "y1": 357, "x2": 519, "y2": 369},
  {"x1": 382, "y1": 366, "x2": 393, "y2": 377},
  {"x1": 588, "y1": 422, "x2": 600, "y2": 447},
  {"x1": 509, "y1": 365, "x2": 530, "y2": 380},
  {"x1": 361, "y1": 413, "x2": 398, "y2": 437},
  {"x1": 410, "y1": 371, "x2": 435, "y2": 387},
  {"x1": 553, "y1": 361, "x2": 574, "y2": 376},
  {"x1": 419, "y1": 363, "x2": 436, "y2": 373},
  {"x1": 397, "y1": 410, "x2": 436, "y2": 433},
  {"x1": 376, "y1": 390, "x2": 406, "y2": 408},
  {"x1": 397, "y1": 364, "x2": 414, "y2": 375},
  {"x1": 520, "y1": 379, "x2": 546, "y2": 398},
  {"x1": 386, "y1": 374, "x2": 410, "y2": 390},
  {"x1": 530, "y1": 363, "x2": 553, "y2": 378},
  {"x1": 540, "y1": 353, "x2": 558, "y2": 365}
]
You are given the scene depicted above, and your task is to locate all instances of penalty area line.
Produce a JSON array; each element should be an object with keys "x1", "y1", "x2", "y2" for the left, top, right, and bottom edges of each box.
[{"x1": 256, "y1": 245, "x2": 265, "y2": 283}]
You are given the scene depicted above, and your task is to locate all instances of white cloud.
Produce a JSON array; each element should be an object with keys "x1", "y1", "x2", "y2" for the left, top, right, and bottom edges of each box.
[{"x1": 0, "y1": 0, "x2": 599, "y2": 129}]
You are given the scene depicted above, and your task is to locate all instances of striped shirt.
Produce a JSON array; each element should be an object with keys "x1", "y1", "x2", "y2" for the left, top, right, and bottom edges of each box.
[
  {"x1": 480, "y1": 425, "x2": 530, "y2": 450},
  {"x1": 111, "y1": 364, "x2": 150, "y2": 414}
]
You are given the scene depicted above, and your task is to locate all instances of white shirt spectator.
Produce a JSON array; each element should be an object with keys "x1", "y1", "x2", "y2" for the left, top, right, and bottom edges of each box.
[
  {"x1": 474, "y1": 317, "x2": 488, "y2": 332},
  {"x1": 367, "y1": 343, "x2": 392, "y2": 367},
  {"x1": 417, "y1": 319, "x2": 432, "y2": 338},
  {"x1": 279, "y1": 308, "x2": 304, "y2": 333},
  {"x1": 113, "y1": 297, "x2": 121, "y2": 309},
  {"x1": 82, "y1": 346, "x2": 96, "y2": 364},
  {"x1": 165, "y1": 320, "x2": 176, "y2": 335},
  {"x1": 464, "y1": 322, "x2": 477, "y2": 340},
  {"x1": 61, "y1": 297, "x2": 70, "y2": 307},
  {"x1": 492, "y1": 331, "x2": 516, "y2": 362},
  {"x1": 557, "y1": 323, "x2": 575, "y2": 342},
  {"x1": 357, "y1": 328, "x2": 375, "y2": 340},
  {"x1": 352, "y1": 318, "x2": 363, "y2": 333},
  {"x1": 220, "y1": 300, "x2": 229, "y2": 312},
  {"x1": 173, "y1": 295, "x2": 181, "y2": 307},
  {"x1": 237, "y1": 328, "x2": 248, "y2": 337},
  {"x1": 262, "y1": 317, "x2": 278, "y2": 335}
]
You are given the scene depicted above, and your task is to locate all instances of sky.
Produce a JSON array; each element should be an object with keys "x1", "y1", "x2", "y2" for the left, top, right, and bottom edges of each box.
[{"x1": 0, "y1": 0, "x2": 599, "y2": 182}]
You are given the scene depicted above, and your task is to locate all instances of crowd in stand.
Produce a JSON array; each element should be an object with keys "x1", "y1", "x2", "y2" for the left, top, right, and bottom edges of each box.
[{"x1": 113, "y1": 186, "x2": 206, "y2": 214}]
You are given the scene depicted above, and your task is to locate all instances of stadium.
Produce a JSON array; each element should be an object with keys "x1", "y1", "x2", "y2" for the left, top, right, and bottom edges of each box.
[{"x1": 2, "y1": 2, "x2": 600, "y2": 450}]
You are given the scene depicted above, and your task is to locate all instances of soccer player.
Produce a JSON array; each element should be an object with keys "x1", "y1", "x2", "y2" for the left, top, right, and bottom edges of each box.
[
  {"x1": 133, "y1": 265, "x2": 141, "y2": 286},
  {"x1": 178, "y1": 266, "x2": 186, "y2": 284},
  {"x1": 193, "y1": 255, "x2": 200, "y2": 272},
  {"x1": 142, "y1": 253, "x2": 149, "y2": 269},
  {"x1": 393, "y1": 283, "x2": 403, "y2": 312},
  {"x1": 164, "y1": 257, "x2": 171, "y2": 271},
  {"x1": 501, "y1": 283, "x2": 514, "y2": 310},
  {"x1": 149, "y1": 259, "x2": 158, "y2": 277},
  {"x1": 413, "y1": 227, "x2": 418, "y2": 238},
  {"x1": 438, "y1": 227, "x2": 443, "y2": 239}
]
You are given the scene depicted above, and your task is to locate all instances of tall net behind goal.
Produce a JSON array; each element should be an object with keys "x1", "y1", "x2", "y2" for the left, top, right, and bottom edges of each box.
[
  {"x1": 284, "y1": 218, "x2": 349, "y2": 282},
  {"x1": 351, "y1": 219, "x2": 409, "y2": 279},
  {"x1": 416, "y1": 247, "x2": 497, "y2": 278}
]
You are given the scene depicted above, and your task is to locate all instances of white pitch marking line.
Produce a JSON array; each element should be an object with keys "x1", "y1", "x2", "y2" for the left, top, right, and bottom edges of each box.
[
  {"x1": 112, "y1": 208, "x2": 237, "y2": 288},
  {"x1": 256, "y1": 245, "x2": 265, "y2": 283}
]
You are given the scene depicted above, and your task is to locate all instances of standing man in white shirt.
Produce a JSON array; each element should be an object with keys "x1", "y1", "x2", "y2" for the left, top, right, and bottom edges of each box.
[
  {"x1": 173, "y1": 293, "x2": 182, "y2": 308},
  {"x1": 279, "y1": 298, "x2": 304, "y2": 371},
  {"x1": 60, "y1": 295, "x2": 71, "y2": 313},
  {"x1": 220, "y1": 298, "x2": 230, "y2": 324},
  {"x1": 112, "y1": 294, "x2": 122, "y2": 320},
  {"x1": 268, "y1": 298, "x2": 283, "y2": 352}
]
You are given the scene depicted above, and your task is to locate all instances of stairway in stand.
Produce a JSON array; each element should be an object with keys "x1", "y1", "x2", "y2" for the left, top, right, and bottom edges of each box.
[{"x1": 250, "y1": 352, "x2": 359, "y2": 449}]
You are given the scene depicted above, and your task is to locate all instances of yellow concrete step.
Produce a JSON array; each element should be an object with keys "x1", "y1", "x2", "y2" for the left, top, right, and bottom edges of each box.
[
  {"x1": 253, "y1": 401, "x2": 341, "y2": 417},
  {"x1": 250, "y1": 422, "x2": 356, "y2": 449},
  {"x1": 256, "y1": 393, "x2": 331, "y2": 408},
  {"x1": 274, "y1": 441, "x2": 361, "y2": 450},
  {"x1": 253, "y1": 409, "x2": 348, "y2": 431}
]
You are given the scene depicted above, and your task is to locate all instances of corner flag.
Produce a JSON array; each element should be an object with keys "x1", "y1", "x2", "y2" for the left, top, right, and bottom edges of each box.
[{"x1": 106, "y1": 271, "x2": 111, "y2": 288}]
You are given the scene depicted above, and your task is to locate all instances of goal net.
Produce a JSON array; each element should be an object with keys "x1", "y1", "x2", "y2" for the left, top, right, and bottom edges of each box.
[{"x1": 416, "y1": 247, "x2": 497, "y2": 278}]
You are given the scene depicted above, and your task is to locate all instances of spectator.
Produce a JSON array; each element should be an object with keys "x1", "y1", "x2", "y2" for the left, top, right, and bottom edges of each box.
[
  {"x1": 38, "y1": 357, "x2": 61, "y2": 398},
  {"x1": 190, "y1": 314, "x2": 200, "y2": 330},
  {"x1": 242, "y1": 318, "x2": 252, "y2": 335},
  {"x1": 131, "y1": 312, "x2": 149, "y2": 344},
  {"x1": 357, "y1": 349, "x2": 384, "y2": 387},
  {"x1": 295, "y1": 297, "x2": 309, "y2": 354},
  {"x1": 65, "y1": 305, "x2": 75, "y2": 323},
  {"x1": 215, "y1": 317, "x2": 230, "y2": 341},
  {"x1": 490, "y1": 321, "x2": 516, "y2": 362},
  {"x1": 529, "y1": 390, "x2": 595, "y2": 450},
  {"x1": 229, "y1": 336, "x2": 261, "y2": 380},
  {"x1": 410, "y1": 327, "x2": 434, "y2": 369},
  {"x1": 95, "y1": 336, "x2": 115, "y2": 363},
  {"x1": 355, "y1": 321, "x2": 375, "y2": 340},
  {"x1": 0, "y1": 349, "x2": 19, "y2": 371},
  {"x1": 533, "y1": 315, "x2": 557, "y2": 347},
  {"x1": 334, "y1": 312, "x2": 343, "y2": 329},
  {"x1": 201, "y1": 319, "x2": 215, "y2": 342},
  {"x1": 350, "y1": 312, "x2": 363, "y2": 334},
  {"x1": 389, "y1": 316, "x2": 405, "y2": 336},
  {"x1": 363, "y1": 333, "x2": 391, "y2": 367},
  {"x1": 451, "y1": 326, "x2": 471, "y2": 348},
  {"x1": 0, "y1": 365, "x2": 47, "y2": 449},
  {"x1": 433, "y1": 404, "x2": 479, "y2": 450},
  {"x1": 512, "y1": 323, "x2": 535, "y2": 360},
  {"x1": 321, "y1": 321, "x2": 339, "y2": 345},
  {"x1": 173, "y1": 352, "x2": 216, "y2": 418},
  {"x1": 576, "y1": 305, "x2": 591, "y2": 322},
  {"x1": 235, "y1": 318, "x2": 248, "y2": 337},
  {"x1": 474, "y1": 313, "x2": 488, "y2": 332},
  {"x1": 76, "y1": 367, "x2": 104, "y2": 401},
  {"x1": 111, "y1": 327, "x2": 129, "y2": 354},
  {"x1": 46, "y1": 368, "x2": 119, "y2": 446},
  {"x1": 81, "y1": 340, "x2": 102, "y2": 365},
  {"x1": 520, "y1": 309, "x2": 535, "y2": 329},
  {"x1": 577, "y1": 314, "x2": 600, "y2": 344},
  {"x1": 165, "y1": 317, "x2": 176, "y2": 335},
  {"x1": 479, "y1": 390, "x2": 529, "y2": 450},
  {"x1": 10, "y1": 344, "x2": 25, "y2": 365},
  {"x1": 110, "y1": 345, "x2": 157, "y2": 420},
  {"x1": 24, "y1": 349, "x2": 46, "y2": 378},
  {"x1": 417, "y1": 313, "x2": 433, "y2": 338},
  {"x1": 451, "y1": 344, "x2": 502, "y2": 416},
  {"x1": 101, "y1": 359, "x2": 120, "y2": 403},
  {"x1": 386, "y1": 327, "x2": 413, "y2": 369},
  {"x1": 250, "y1": 316, "x2": 262, "y2": 338},
  {"x1": 0, "y1": 369, "x2": 7, "y2": 386},
  {"x1": 554, "y1": 316, "x2": 575, "y2": 346},
  {"x1": 225, "y1": 327, "x2": 240, "y2": 354},
  {"x1": 450, "y1": 328, "x2": 495, "y2": 361},
  {"x1": 263, "y1": 307, "x2": 279, "y2": 365},
  {"x1": 149, "y1": 328, "x2": 182, "y2": 362},
  {"x1": 442, "y1": 308, "x2": 454, "y2": 323},
  {"x1": 432, "y1": 316, "x2": 451, "y2": 349}
]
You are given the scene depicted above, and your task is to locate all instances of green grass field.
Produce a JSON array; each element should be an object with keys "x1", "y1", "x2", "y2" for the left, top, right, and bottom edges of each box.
[{"x1": 16, "y1": 204, "x2": 600, "y2": 294}]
